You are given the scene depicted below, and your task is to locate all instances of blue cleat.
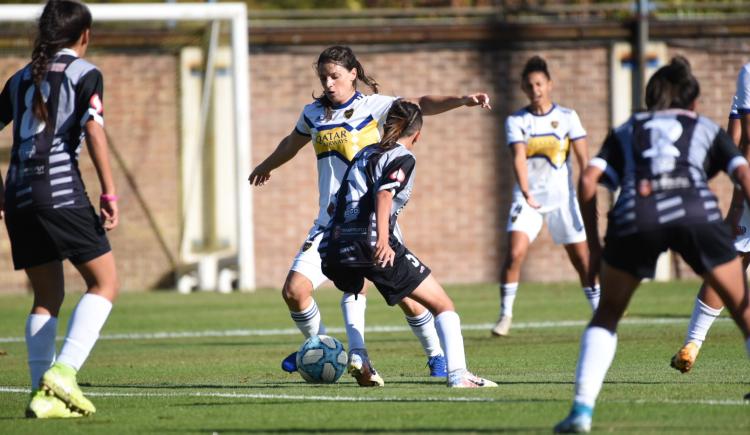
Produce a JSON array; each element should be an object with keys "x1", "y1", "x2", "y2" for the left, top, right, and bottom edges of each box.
[
  {"x1": 281, "y1": 351, "x2": 298, "y2": 373},
  {"x1": 427, "y1": 354, "x2": 447, "y2": 377},
  {"x1": 554, "y1": 403, "x2": 593, "y2": 433}
]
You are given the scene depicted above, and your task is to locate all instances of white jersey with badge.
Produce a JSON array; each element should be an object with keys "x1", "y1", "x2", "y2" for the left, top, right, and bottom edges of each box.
[
  {"x1": 505, "y1": 104, "x2": 586, "y2": 210},
  {"x1": 295, "y1": 92, "x2": 397, "y2": 229},
  {"x1": 729, "y1": 63, "x2": 750, "y2": 252},
  {"x1": 729, "y1": 63, "x2": 750, "y2": 120}
]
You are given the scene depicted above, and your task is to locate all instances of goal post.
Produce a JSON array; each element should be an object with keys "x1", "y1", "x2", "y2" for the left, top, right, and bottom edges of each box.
[{"x1": 0, "y1": 3, "x2": 256, "y2": 291}]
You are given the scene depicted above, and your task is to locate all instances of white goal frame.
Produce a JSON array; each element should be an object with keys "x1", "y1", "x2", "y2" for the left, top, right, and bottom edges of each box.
[{"x1": 0, "y1": 3, "x2": 256, "y2": 291}]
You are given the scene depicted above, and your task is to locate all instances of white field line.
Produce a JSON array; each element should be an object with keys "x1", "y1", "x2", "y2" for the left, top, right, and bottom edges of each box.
[
  {"x1": 0, "y1": 386, "x2": 746, "y2": 406},
  {"x1": 0, "y1": 317, "x2": 731, "y2": 344}
]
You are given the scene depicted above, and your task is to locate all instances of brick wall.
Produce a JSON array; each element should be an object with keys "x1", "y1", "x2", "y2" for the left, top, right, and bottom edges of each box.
[{"x1": 0, "y1": 37, "x2": 746, "y2": 292}]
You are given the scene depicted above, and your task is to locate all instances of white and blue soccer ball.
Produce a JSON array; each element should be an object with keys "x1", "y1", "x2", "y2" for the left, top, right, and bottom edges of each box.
[{"x1": 296, "y1": 335, "x2": 348, "y2": 384}]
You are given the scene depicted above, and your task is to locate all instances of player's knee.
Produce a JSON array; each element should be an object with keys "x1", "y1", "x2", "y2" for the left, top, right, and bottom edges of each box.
[{"x1": 282, "y1": 279, "x2": 311, "y2": 305}]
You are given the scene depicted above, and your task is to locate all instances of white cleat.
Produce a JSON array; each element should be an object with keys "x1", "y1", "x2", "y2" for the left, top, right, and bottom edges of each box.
[
  {"x1": 491, "y1": 315, "x2": 512, "y2": 337},
  {"x1": 447, "y1": 369, "x2": 498, "y2": 388},
  {"x1": 347, "y1": 352, "x2": 384, "y2": 387}
]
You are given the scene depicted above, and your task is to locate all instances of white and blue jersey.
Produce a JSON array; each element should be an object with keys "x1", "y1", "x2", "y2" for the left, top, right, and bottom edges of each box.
[{"x1": 505, "y1": 103, "x2": 586, "y2": 210}]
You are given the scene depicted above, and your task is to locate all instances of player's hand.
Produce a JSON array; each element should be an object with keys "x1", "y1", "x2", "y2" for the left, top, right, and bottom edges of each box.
[
  {"x1": 524, "y1": 193, "x2": 542, "y2": 209},
  {"x1": 374, "y1": 238, "x2": 395, "y2": 268},
  {"x1": 100, "y1": 196, "x2": 119, "y2": 231},
  {"x1": 464, "y1": 93, "x2": 491, "y2": 110},
  {"x1": 249, "y1": 165, "x2": 271, "y2": 186}
]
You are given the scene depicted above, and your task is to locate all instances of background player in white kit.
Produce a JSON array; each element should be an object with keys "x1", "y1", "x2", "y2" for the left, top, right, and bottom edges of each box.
[
  {"x1": 249, "y1": 46, "x2": 491, "y2": 386},
  {"x1": 670, "y1": 62, "x2": 750, "y2": 373},
  {"x1": 493, "y1": 56, "x2": 599, "y2": 337}
]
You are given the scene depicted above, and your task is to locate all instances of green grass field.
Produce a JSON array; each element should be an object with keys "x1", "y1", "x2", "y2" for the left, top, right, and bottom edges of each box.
[{"x1": 0, "y1": 281, "x2": 748, "y2": 434}]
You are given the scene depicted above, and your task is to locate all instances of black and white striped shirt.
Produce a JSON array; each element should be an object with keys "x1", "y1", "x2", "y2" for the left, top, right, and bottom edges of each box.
[
  {"x1": 0, "y1": 48, "x2": 104, "y2": 211},
  {"x1": 593, "y1": 109, "x2": 747, "y2": 237}
]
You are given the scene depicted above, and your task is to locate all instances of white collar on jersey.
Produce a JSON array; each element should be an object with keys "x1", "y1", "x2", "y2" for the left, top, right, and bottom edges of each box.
[{"x1": 56, "y1": 48, "x2": 78, "y2": 58}]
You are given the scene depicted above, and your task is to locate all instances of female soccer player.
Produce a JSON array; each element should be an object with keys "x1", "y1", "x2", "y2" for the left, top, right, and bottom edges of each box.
[
  {"x1": 670, "y1": 61, "x2": 750, "y2": 373},
  {"x1": 493, "y1": 56, "x2": 598, "y2": 337},
  {"x1": 249, "y1": 46, "x2": 491, "y2": 386},
  {"x1": 319, "y1": 99, "x2": 497, "y2": 388},
  {"x1": 554, "y1": 57, "x2": 750, "y2": 433},
  {"x1": 0, "y1": 0, "x2": 119, "y2": 419}
]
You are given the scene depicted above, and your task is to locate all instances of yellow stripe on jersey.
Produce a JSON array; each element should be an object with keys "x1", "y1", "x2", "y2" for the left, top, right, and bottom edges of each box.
[
  {"x1": 312, "y1": 119, "x2": 381, "y2": 162},
  {"x1": 526, "y1": 134, "x2": 570, "y2": 167}
]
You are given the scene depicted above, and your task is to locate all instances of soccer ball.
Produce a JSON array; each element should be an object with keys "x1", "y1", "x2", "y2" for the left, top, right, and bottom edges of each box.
[{"x1": 296, "y1": 335, "x2": 348, "y2": 384}]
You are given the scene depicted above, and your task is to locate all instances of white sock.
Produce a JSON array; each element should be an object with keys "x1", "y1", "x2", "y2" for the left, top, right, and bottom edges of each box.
[
  {"x1": 435, "y1": 311, "x2": 467, "y2": 373},
  {"x1": 341, "y1": 293, "x2": 366, "y2": 352},
  {"x1": 290, "y1": 299, "x2": 326, "y2": 339},
  {"x1": 685, "y1": 298, "x2": 723, "y2": 348},
  {"x1": 57, "y1": 293, "x2": 113, "y2": 372},
  {"x1": 405, "y1": 310, "x2": 443, "y2": 357},
  {"x1": 26, "y1": 314, "x2": 58, "y2": 389},
  {"x1": 583, "y1": 285, "x2": 601, "y2": 311},
  {"x1": 500, "y1": 283, "x2": 518, "y2": 318},
  {"x1": 573, "y1": 326, "x2": 617, "y2": 408}
]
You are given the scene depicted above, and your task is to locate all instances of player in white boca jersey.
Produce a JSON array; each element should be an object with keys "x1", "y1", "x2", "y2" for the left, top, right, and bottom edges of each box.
[
  {"x1": 248, "y1": 46, "x2": 491, "y2": 386},
  {"x1": 492, "y1": 56, "x2": 598, "y2": 337},
  {"x1": 0, "y1": 0, "x2": 119, "y2": 419},
  {"x1": 670, "y1": 62, "x2": 750, "y2": 374}
]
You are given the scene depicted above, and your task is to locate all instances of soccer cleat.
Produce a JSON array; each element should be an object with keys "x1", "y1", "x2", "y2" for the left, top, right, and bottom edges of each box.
[
  {"x1": 491, "y1": 315, "x2": 512, "y2": 337},
  {"x1": 40, "y1": 362, "x2": 96, "y2": 416},
  {"x1": 670, "y1": 342, "x2": 700, "y2": 373},
  {"x1": 427, "y1": 354, "x2": 447, "y2": 377},
  {"x1": 26, "y1": 390, "x2": 84, "y2": 419},
  {"x1": 553, "y1": 403, "x2": 593, "y2": 433},
  {"x1": 281, "y1": 351, "x2": 298, "y2": 373},
  {"x1": 347, "y1": 351, "x2": 384, "y2": 387},
  {"x1": 447, "y1": 369, "x2": 498, "y2": 388}
]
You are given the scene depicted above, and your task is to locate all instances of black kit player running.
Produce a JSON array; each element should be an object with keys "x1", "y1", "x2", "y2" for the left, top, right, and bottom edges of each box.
[{"x1": 0, "y1": 48, "x2": 110, "y2": 269}]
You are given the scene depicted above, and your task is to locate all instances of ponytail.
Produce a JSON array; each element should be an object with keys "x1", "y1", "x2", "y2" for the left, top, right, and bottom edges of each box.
[
  {"x1": 380, "y1": 100, "x2": 423, "y2": 150},
  {"x1": 31, "y1": 0, "x2": 92, "y2": 124},
  {"x1": 645, "y1": 56, "x2": 700, "y2": 111},
  {"x1": 313, "y1": 46, "x2": 379, "y2": 120}
]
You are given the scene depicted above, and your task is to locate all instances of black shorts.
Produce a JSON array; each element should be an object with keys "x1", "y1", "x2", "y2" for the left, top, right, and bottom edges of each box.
[
  {"x1": 322, "y1": 243, "x2": 431, "y2": 306},
  {"x1": 603, "y1": 222, "x2": 737, "y2": 279},
  {"x1": 5, "y1": 206, "x2": 111, "y2": 270}
]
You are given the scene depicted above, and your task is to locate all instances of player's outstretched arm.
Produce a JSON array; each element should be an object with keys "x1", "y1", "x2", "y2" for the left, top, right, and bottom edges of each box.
[
  {"x1": 85, "y1": 120, "x2": 118, "y2": 231},
  {"x1": 406, "y1": 93, "x2": 491, "y2": 116},
  {"x1": 572, "y1": 137, "x2": 589, "y2": 193},
  {"x1": 249, "y1": 131, "x2": 309, "y2": 186}
]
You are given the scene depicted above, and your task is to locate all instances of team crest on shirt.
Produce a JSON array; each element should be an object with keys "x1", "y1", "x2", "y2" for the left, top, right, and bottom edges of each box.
[
  {"x1": 389, "y1": 169, "x2": 406, "y2": 183},
  {"x1": 344, "y1": 108, "x2": 354, "y2": 119},
  {"x1": 302, "y1": 241, "x2": 313, "y2": 252},
  {"x1": 551, "y1": 120, "x2": 559, "y2": 129},
  {"x1": 90, "y1": 94, "x2": 103, "y2": 113}
]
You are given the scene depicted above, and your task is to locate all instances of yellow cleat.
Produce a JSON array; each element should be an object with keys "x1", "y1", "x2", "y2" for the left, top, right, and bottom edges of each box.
[
  {"x1": 41, "y1": 362, "x2": 96, "y2": 415},
  {"x1": 670, "y1": 342, "x2": 700, "y2": 373},
  {"x1": 26, "y1": 390, "x2": 84, "y2": 419}
]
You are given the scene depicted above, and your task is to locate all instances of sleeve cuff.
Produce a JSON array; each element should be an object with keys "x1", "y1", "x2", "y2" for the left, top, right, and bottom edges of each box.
[
  {"x1": 294, "y1": 127, "x2": 310, "y2": 137},
  {"x1": 727, "y1": 156, "x2": 749, "y2": 176}
]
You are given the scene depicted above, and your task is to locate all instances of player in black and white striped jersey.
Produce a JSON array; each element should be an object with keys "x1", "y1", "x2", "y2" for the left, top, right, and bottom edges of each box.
[
  {"x1": 0, "y1": 0, "x2": 118, "y2": 419},
  {"x1": 320, "y1": 100, "x2": 497, "y2": 388},
  {"x1": 554, "y1": 57, "x2": 750, "y2": 433},
  {"x1": 670, "y1": 61, "x2": 750, "y2": 374}
]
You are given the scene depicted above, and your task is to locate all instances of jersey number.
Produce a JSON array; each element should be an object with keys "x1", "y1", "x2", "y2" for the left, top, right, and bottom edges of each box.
[{"x1": 642, "y1": 118, "x2": 683, "y2": 175}]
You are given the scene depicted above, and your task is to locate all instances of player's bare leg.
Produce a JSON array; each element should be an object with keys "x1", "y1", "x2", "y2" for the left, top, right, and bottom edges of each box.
[
  {"x1": 564, "y1": 241, "x2": 600, "y2": 311},
  {"x1": 409, "y1": 275, "x2": 497, "y2": 388},
  {"x1": 494, "y1": 231, "x2": 530, "y2": 336}
]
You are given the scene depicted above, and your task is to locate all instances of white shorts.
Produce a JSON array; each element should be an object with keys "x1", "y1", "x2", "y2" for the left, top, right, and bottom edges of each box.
[
  {"x1": 506, "y1": 196, "x2": 586, "y2": 245},
  {"x1": 733, "y1": 203, "x2": 750, "y2": 253},
  {"x1": 289, "y1": 227, "x2": 328, "y2": 289}
]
